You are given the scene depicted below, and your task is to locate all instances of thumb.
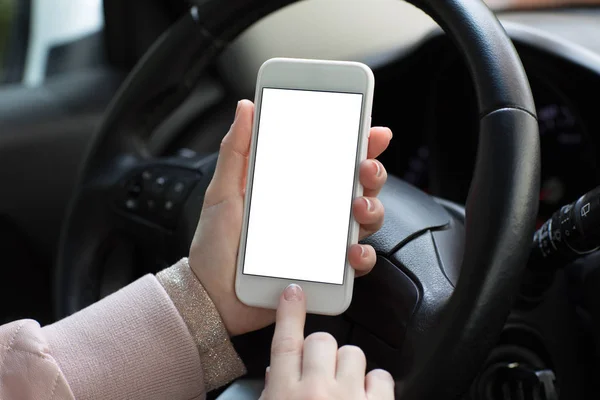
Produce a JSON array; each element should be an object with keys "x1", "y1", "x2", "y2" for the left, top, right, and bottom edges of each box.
[{"x1": 204, "y1": 100, "x2": 254, "y2": 207}]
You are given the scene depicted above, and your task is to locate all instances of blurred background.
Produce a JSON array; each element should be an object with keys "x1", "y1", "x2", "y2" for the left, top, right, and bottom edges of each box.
[
  {"x1": 0, "y1": 0, "x2": 599, "y2": 89},
  {"x1": 0, "y1": 0, "x2": 103, "y2": 86}
]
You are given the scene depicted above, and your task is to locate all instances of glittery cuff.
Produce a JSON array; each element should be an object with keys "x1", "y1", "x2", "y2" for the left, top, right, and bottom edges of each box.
[{"x1": 157, "y1": 258, "x2": 247, "y2": 392}]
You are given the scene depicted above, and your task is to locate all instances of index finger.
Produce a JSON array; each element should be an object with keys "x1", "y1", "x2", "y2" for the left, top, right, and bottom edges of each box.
[
  {"x1": 269, "y1": 284, "x2": 306, "y2": 384},
  {"x1": 367, "y1": 127, "x2": 393, "y2": 159}
]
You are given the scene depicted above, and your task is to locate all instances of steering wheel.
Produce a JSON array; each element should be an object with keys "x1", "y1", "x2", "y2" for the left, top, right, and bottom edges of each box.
[{"x1": 55, "y1": 0, "x2": 540, "y2": 398}]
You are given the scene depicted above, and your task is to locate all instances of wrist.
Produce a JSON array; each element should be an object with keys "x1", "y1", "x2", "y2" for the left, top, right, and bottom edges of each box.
[{"x1": 157, "y1": 258, "x2": 246, "y2": 391}]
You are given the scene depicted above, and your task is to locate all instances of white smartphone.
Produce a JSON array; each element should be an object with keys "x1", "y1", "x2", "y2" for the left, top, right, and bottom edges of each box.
[{"x1": 235, "y1": 58, "x2": 375, "y2": 315}]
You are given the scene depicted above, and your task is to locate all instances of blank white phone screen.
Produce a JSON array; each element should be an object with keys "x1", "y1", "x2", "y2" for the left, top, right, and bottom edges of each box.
[{"x1": 243, "y1": 88, "x2": 364, "y2": 285}]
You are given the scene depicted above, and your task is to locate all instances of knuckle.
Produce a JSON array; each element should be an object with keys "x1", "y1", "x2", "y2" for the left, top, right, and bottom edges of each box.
[
  {"x1": 338, "y1": 345, "x2": 366, "y2": 362},
  {"x1": 305, "y1": 332, "x2": 338, "y2": 347},
  {"x1": 219, "y1": 134, "x2": 246, "y2": 158},
  {"x1": 380, "y1": 167, "x2": 388, "y2": 183},
  {"x1": 220, "y1": 129, "x2": 234, "y2": 145},
  {"x1": 364, "y1": 243, "x2": 375, "y2": 252},
  {"x1": 367, "y1": 369, "x2": 394, "y2": 384},
  {"x1": 203, "y1": 183, "x2": 217, "y2": 201},
  {"x1": 219, "y1": 137, "x2": 231, "y2": 150},
  {"x1": 372, "y1": 197, "x2": 384, "y2": 211},
  {"x1": 271, "y1": 335, "x2": 303, "y2": 356}
]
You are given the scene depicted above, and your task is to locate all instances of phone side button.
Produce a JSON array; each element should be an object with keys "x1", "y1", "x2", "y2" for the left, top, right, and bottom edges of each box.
[{"x1": 363, "y1": 117, "x2": 371, "y2": 157}]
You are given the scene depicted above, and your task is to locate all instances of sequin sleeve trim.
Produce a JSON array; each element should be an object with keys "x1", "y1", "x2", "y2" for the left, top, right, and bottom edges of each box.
[{"x1": 156, "y1": 258, "x2": 247, "y2": 392}]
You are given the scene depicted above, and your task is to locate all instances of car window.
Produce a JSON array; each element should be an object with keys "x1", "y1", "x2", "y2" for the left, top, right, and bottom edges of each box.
[{"x1": 0, "y1": 0, "x2": 104, "y2": 87}]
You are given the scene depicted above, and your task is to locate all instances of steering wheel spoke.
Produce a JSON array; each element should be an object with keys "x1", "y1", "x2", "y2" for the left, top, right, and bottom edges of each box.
[{"x1": 58, "y1": 151, "x2": 217, "y2": 314}]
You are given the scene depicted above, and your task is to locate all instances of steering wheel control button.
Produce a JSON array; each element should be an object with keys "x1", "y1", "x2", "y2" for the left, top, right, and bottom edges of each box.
[
  {"x1": 125, "y1": 198, "x2": 138, "y2": 211},
  {"x1": 173, "y1": 182, "x2": 185, "y2": 193},
  {"x1": 172, "y1": 181, "x2": 186, "y2": 196},
  {"x1": 166, "y1": 180, "x2": 191, "y2": 201},
  {"x1": 164, "y1": 200, "x2": 174, "y2": 211},
  {"x1": 152, "y1": 176, "x2": 168, "y2": 195},
  {"x1": 142, "y1": 170, "x2": 153, "y2": 181}
]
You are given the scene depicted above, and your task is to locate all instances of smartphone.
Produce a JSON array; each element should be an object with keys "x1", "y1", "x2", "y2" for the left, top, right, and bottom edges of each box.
[{"x1": 235, "y1": 58, "x2": 374, "y2": 315}]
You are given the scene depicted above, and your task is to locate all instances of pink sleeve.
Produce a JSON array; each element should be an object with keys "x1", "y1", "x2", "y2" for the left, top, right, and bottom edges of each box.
[
  {"x1": 42, "y1": 274, "x2": 206, "y2": 400},
  {"x1": 0, "y1": 320, "x2": 74, "y2": 400}
]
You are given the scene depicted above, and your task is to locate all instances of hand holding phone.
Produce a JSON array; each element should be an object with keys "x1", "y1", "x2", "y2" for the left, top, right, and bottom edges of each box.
[{"x1": 189, "y1": 97, "x2": 391, "y2": 335}]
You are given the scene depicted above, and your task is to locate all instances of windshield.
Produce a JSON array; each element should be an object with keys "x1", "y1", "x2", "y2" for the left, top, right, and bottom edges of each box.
[{"x1": 488, "y1": 0, "x2": 600, "y2": 9}]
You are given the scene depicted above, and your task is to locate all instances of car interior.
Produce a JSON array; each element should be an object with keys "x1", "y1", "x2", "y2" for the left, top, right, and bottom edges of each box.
[{"x1": 1, "y1": 0, "x2": 600, "y2": 399}]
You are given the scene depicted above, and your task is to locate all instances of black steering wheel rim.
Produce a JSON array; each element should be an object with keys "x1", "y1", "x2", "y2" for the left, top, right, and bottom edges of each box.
[{"x1": 56, "y1": 1, "x2": 540, "y2": 399}]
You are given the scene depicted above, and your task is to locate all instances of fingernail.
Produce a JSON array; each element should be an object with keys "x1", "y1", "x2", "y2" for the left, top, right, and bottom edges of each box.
[
  {"x1": 283, "y1": 284, "x2": 303, "y2": 301},
  {"x1": 360, "y1": 245, "x2": 367, "y2": 258},
  {"x1": 389, "y1": 129, "x2": 393, "y2": 140},
  {"x1": 373, "y1": 160, "x2": 382, "y2": 177},
  {"x1": 364, "y1": 197, "x2": 374, "y2": 212},
  {"x1": 234, "y1": 101, "x2": 241, "y2": 120},
  {"x1": 265, "y1": 366, "x2": 270, "y2": 384}
]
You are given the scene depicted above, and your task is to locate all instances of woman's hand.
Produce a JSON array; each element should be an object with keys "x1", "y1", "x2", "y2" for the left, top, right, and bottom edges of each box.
[
  {"x1": 261, "y1": 284, "x2": 395, "y2": 399},
  {"x1": 189, "y1": 100, "x2": 392, "y2": 336}
]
